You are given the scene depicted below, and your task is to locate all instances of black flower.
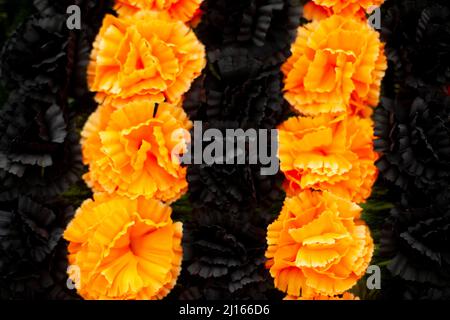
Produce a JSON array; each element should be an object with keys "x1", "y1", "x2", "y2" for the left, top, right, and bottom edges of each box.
[
  {"x1": 174, "y1": 209, "x2": 281, "y2": 300},
  {"x1": 381, "y1": 0, "x2": 450, "y2": 88},
  {"x1": 185, "y1": 119, "x2": 284, "y2": 216},
  {"x1": 0, "y1": 197, "x2": 79, "y2": 299},
  {"x1": 184, "y1": 48, "x2": 292, "y2": 129},
  {"x1": 380, "y1": 189, "x2": 450, "y2": 295},
  {"x1": 0, "y1": 86, "x2": 83, "y2": 201},
  {"x1": 374, "y1": 87, "x2": 450, "y2": 196},
  {"x1": 0, "y1": 12, "x2": 68, "y2": 91},
  {"x1": 195, "y1": 0, "x2": 301, "y2": 65}
]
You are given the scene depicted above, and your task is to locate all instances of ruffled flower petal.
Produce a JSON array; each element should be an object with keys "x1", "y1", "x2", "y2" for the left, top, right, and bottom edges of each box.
[
  {"x1": 266, "y1": 190, "x2": 373, "y2": 296},
  {"x1": 306, "y1": 0, "x2": 384, "y2": 19},
  {"x1": 114, "y1": 0, "x2": 203, "y2": 22},
  {"x1": 282, "y1": 15, "x2": 386, "y2": 116},
  {"x1": 81, "y1": 98, "x2": 192, "y2": 202},
  {"x1": 88, "y1": 11, "x2": 205, "y2": 103},
  {"x1": 64, "y1": 194, "x2": 183, "y2": 300},
  {"x1": 278, "y1": 114, "x2": 378, "y2": 203}
]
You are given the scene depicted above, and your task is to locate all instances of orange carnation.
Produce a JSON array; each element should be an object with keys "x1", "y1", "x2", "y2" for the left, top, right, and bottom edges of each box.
[
  {"x1": 64, "y1": 193, "x2": 183, "y2": 300},
  {"x1": 306, "y1": 0, "x2": 384, "y2": 19},
  {"x1": 114, "y1": 0, "x2": 202, "y2": 22},
  {"x1": 81, "y1": 98, "x2": 192, "y2": 202},
  {"x1": 278, "y1": 114, "x2": 377, "y2": 203},
  {"x1": 285, "y1": 292, "x2": 359, "y2": 300},
  {"x1": 282, "y1": 15, "x2": 386, "y2": 116},
  {"x1": 266, "y1": 190, "x2": 373, "y2": 296},
  {"x1": 88, "y1": 11, "x2": 205, "y2": 104}
]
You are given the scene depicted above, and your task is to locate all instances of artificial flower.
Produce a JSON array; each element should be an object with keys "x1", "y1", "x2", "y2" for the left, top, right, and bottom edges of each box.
[
  {"x1": 185, "y1": 120, "x2": 285, "y2": 214},
  {"x1": 63, "y1": 193, "x2": 183, "y2": 300},
  {"x1": 303, "y1": 2, "x2": 330, "y2": 21},
  {"x1": 282, "y1": 15, "x2": 386, "y2": 116},
  {"x1": 177, "y1": 208, "x2": 279, "y2": 300},
  {"x1": 285, "y1": 292, "x2": 359, "y2": 300},
  {"x1": 374, "y1": 87, "x2": 450, "y2": 195},
  {"x1": 266, "y1": 190, "x2": 373, "y2": 296},
  {"x1": 195, "y1": 0, "x2": 301, "y2": 65},
  {"x1": 114, "y1": 0, "x2": 202, "y2": 22},
  {"x1": 0, "y1": 197, "x2": 77, "y2": 299},
  {"x1": 184, "y1": 49, "x2": 290, "y2": 129},
  {"x1": 81, "y1": 98, "x2": 192, "y2": 202},
  {"x1": 88, "y1": 11, "x2": 205, "y2": 103},
  {"x1": 0, "y1": 10, "x2": 68, "y2": 90},
  {"x1": 380, "y1": 200, "x2": 450, "y2": 292},
  {"x1": 304, "y1": 0, "x2": 384, "y2": 20},
  {"x1": 0, "y1": 86, "x2": 82, "y2": 201},
  {"x1": 381, "y1": 0, "x2": 450, "y2": 88},
  {"x1": 278, "y1": 114, "x2": 378, "y2": 203}
]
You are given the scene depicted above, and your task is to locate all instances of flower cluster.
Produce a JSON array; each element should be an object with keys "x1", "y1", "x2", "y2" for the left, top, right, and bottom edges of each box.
[
  {"x1": 282, "y1": 14, "x2": 386, "y2": 117},
  {"x1": 374, "y1": 0, "x2": 450, "y2": 299},
  {"x1": 174, "y1": 0, "x2": 302, "y2": 299},
  {"x1": 0, "y1": 0, "x2": 109, "y2": 298},
  {"x1": 175, "y1": 209, "x2": 280, "y2": 300},
  {"x1": 88, "y1": 11, "x2": 205, "y2": 104},
  {"x1": 82, "y1": 98, "x2": 192, "y2": 202},
  {"x1": 0, "y1": 197, "x2": 77, "y2": 299},
  {"x1": 64, "y1": 194, "x2": 182, "y2": 300},
  {"x1": 195, "y1": 0, "x2": 302, "y2": 65},
  {"x1": 65, "y1": 1, "x2": 205, "y2": 300},
  {"x1": 278, "y1": 114, "x2": 377, "y2": 203},
  {"x1": 267, "y1": 191, "x2": 373, "y2": 297},
  {"x1": 267, "y1": 1, "x2": 385, "y2": 299}
]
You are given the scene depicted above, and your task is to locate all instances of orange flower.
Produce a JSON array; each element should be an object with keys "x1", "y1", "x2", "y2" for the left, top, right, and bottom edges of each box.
[
  {"x1": 81, "y1": 98, "x2": 192, "y2": 202},
  {"x1": 307, "y1": 0, "x2": 384, "y2": 19},
  {"x1": 303, "y1": 2, "x2": 330, "y2": 21},
  {"x1": 278, "y1": 114, "x2": 377, "y2": 203},
  {"x1": 88, "y1": 11, "x2": 205, "y2": 104},
  {"x1": 114, "y1": 0, "x2": 202, "y2": 22},
  {"x1": 64, "y1": 193, "x2": 183, "y2": 300},
  {"x1": 285, "y1": 292, "x2": 359, "y2": 300},
  {"x1": 266, "y1": 190, "x2": 373, "y2": 297},
  {"x1": 282, "y1": 15, "x2": 386, "y2": 116}
]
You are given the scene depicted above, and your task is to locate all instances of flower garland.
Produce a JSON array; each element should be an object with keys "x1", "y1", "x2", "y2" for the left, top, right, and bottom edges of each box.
[
  {"x1": 265, "y1": 0, "x2": 387, "y2": 299},
  {"x1": 0, "y1": 0, "x2": 111, "y2": 299},
  {"x1": 374, "y1": 0, "x2": 450, "y2": 299},
  {"x1": 1, "y1": 0, "x2": 448, "y2": 301},
  {"x1": 62, "y1": 1, "x2": 206, "y2": 299},
  {"x1": 173, "y1": 0, "x2": 302, "y2": 300}
]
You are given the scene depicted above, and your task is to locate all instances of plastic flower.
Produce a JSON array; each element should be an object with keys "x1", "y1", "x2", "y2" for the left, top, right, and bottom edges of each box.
[
  {"x1": 381, "y1": 0, "x2": 450, "y2": 88},
  {"x1": 0, "y1": 86, "x2": 82, "y2": 201},
  {"x1": 88, "y1": 11, "x2": 205, "y2": 104},
  {"x1": 114, "y1": 0, "x2": 202, "y2": 22},
  {"x1": 266, "y1": 190, "x2": 373, "y2": 296},
  {"x1": 64, "y1": 193, "x2": 183, "y2": 300},
  {"x1": 177, "y1": 208, "x2": 278, "y2": 300},
  {"x1": 81, "y1": 98, "x2": 192, "y2": 202},
  {"x1": 374, "y1": 88, "x2": 450, "y2": 194},
  {"x1": 278, "y1": 114, "x2": 378, "y2": 203},
  {"x1": 282, "y1": 15, "x2": 386, "y2": 116},
  {"x1": 184, "y1": 50, "x2": 289, "y2": 129},
  {"x1": 285, "y1": 292, "x2": 359, "y2": 300},
  {"x1": 195, "y1": 0, "x2": 301, "y2": 65},
  {"x1": 0, "y1": 196, "x2": 77, "y2": 300},
  {"x1": 304, "y1": 0, "x2": 384, "y2": 20},
  {"x1": 0, "y1": 10, "x2": 68, "y2": 90}
]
